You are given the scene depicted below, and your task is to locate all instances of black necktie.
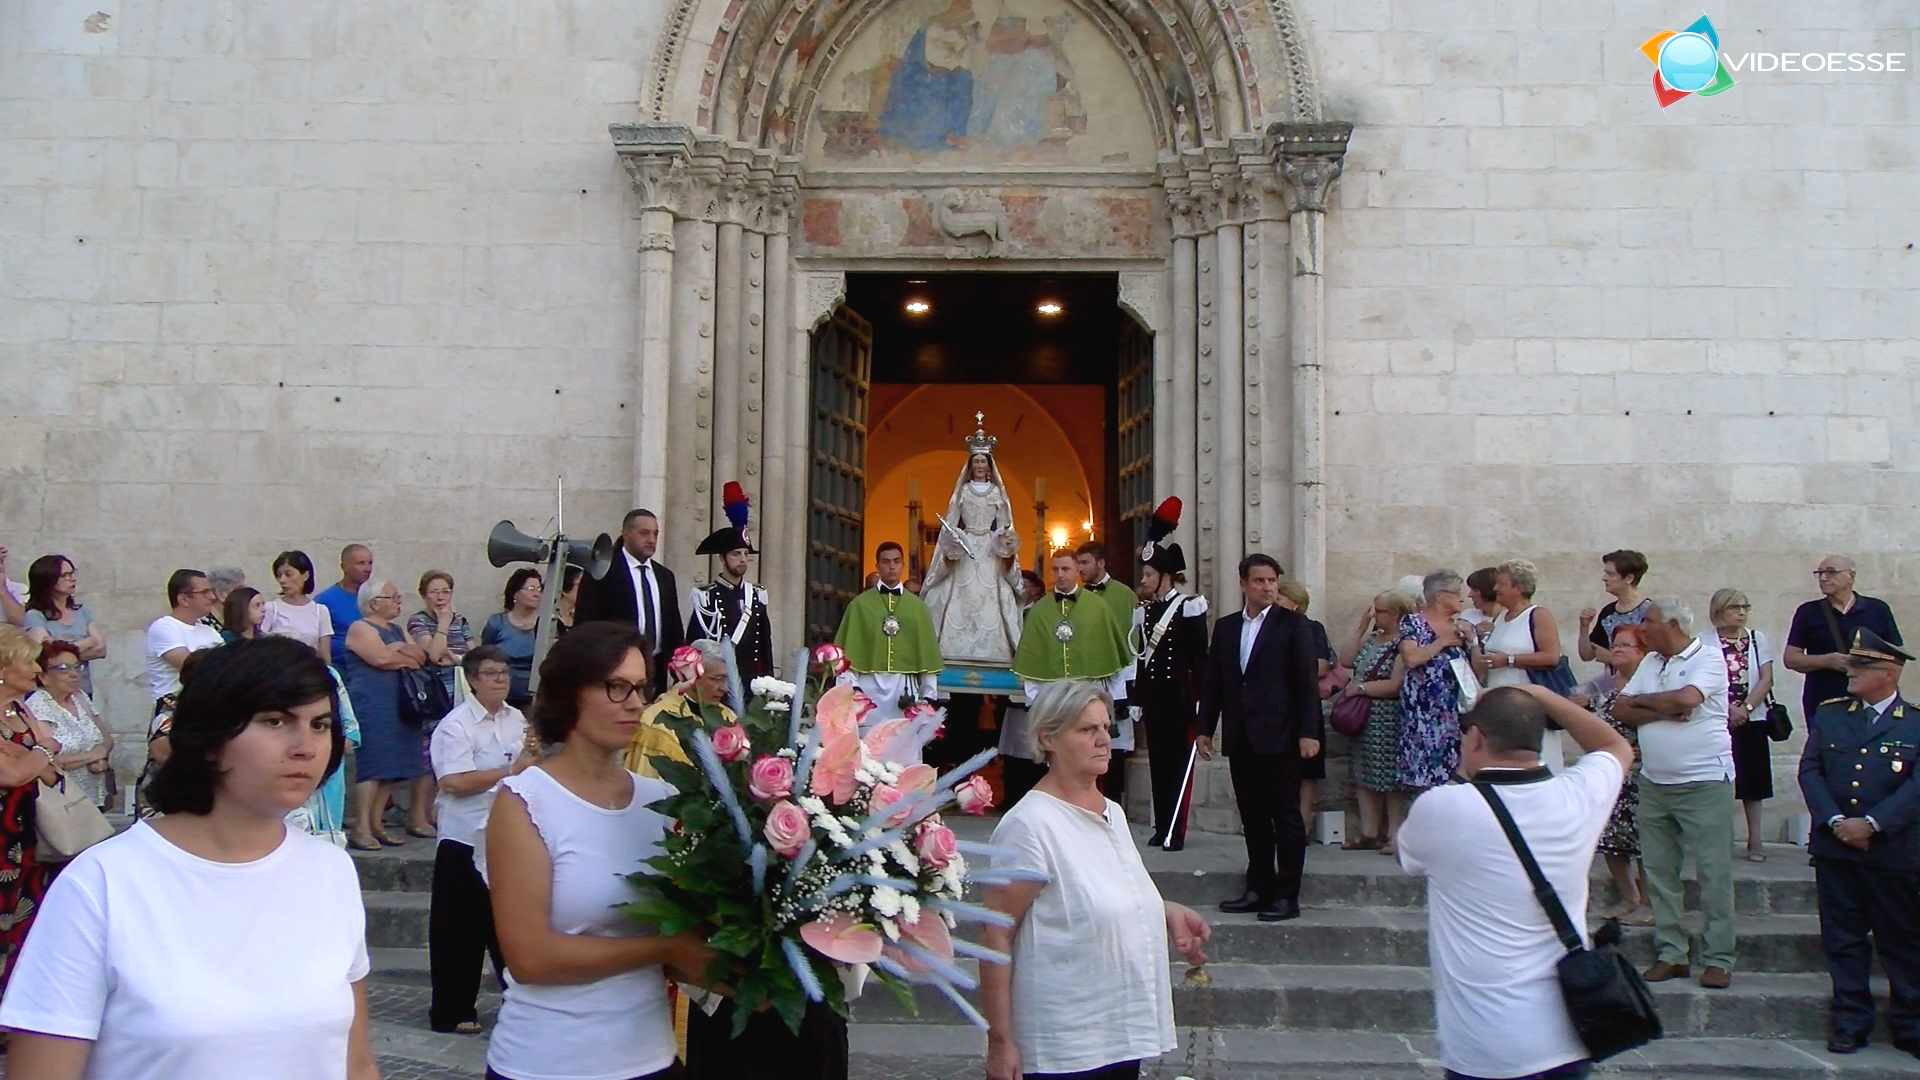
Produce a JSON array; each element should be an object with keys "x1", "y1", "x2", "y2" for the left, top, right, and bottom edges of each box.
[
  {"x1": 638, "y1": 562, "x2": 657, "y2": 645},
  {"x1": 881, "y1": 586, "x2": 903, "y2": 596}
]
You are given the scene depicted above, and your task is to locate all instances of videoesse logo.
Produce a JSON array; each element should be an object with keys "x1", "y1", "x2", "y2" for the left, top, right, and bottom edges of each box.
[{"x1": 1642, "y1": 14, "x2": 1907, "y2": 109}]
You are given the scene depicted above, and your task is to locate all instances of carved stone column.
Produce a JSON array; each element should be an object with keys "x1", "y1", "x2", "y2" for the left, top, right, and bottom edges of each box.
[
  {"x1": 1212, "y1": 170, "x2": 1246, "y2": 577},
  {"x1": 759, "y1": 177, "x2": 797, "y2": 641},
  {"x1": 1272, "y1": 121, "x2": 1352, "y2": 602},
  {"x1": 1164, "y1": 184, "x2": 1200, "y2": 596},
  {"x1": 711, "y1": 180, "x2": 746, "y2": 526},
  {"x1": 663, "y1": 139, "x2": 725, "y2": 567},
  {"x1": 612, "y1": 123, "x2": 693, "y2": 515}
]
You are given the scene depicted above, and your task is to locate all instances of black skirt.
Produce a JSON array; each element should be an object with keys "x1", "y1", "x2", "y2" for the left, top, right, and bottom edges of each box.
[
  {"x1": 684, "y1": 999, "x2": 848, "y2": 1080},
  {"x1": 1731, "y1": 719, "x2": 1774, "y2": 802}
]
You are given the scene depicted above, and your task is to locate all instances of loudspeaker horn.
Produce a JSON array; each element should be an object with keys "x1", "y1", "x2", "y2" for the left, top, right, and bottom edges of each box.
[
  {"x1": 487, "y1": 520, "x2": 549, "y2": 568},
  {"x1": 567, "y1": 533, "x2": 616, "y2": 581}
]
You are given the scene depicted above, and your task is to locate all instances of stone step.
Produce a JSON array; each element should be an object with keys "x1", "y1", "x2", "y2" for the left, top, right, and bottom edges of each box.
[
  {"x1": 366, "y1": 892, "x2": 431, "y2": 950},
  {"x1": 849, "y1": 1024, "x2": 1920, "y2": 1079},
  {"x1": 1200, "y1": 910, "x2": 1827, "y2": 973},
  {"x1": 354, "y1": 842, "x2": 438, "y2": 894},
  {"x1": 363, "y1": 889, "x2": 1829, "y2": 974},
  {"x1": 852, "y1": 962, "x2": 1872, "y2": 1042}
]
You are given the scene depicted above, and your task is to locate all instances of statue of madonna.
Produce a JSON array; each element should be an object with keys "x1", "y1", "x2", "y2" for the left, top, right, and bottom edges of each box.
[{"x1": 920, "y1": 415, "x2": 1026, "y2": 666}]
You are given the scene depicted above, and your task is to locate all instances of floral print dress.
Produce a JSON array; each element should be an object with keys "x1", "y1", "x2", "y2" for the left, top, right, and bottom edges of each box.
[
  {"x1": 1594, "y1": 689, "x2": 1641, "y2": 858},
  {"x1": 1394, "y1": 614, "x2": 1464, "y2": 791}
]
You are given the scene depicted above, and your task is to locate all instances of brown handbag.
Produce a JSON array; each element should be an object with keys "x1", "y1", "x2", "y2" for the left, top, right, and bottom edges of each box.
[{"x1": 1330, "y1": 641, "x2": 1396, "y2": 738}]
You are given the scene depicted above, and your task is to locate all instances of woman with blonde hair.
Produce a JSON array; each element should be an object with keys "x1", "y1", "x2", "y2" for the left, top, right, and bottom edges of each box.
[
  {"x1": 1706, "y1": 587, "x2": 1775, "y2": 861},
  {"x1": 1475, "y1": 559, "x2": 1569, "y2": 771},
  {"x1": 1337, "y1": 589, "x2": 1418, "y2": 850}
]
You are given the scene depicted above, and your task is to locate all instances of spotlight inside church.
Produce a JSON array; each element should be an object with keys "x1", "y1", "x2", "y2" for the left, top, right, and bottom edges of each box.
[
  {"x1": 1049, "y1": 525, "x2": 1069, "y2": 551},
  {"x1": 905, "y1": 299, "x2": 930, "y2": 314},
  {"x1": 1036, "y1": 301, "x2": 1062, "y2": 315}
]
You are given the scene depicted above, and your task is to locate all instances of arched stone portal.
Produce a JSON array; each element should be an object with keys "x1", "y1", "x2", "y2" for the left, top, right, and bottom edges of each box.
[{"x1": 612, "y1": 0, "x2": 1351, "y2": 654}]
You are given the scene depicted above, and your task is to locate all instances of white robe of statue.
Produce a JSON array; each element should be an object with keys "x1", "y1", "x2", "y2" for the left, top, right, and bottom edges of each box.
[{"x1": 920, "y1": 452, "x2": 1025, "y2": 666}]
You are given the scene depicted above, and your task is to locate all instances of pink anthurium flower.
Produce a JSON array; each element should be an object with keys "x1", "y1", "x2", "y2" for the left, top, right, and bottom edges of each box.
[{"x1": 801, "y1": 913, "x2": 885, "y2": 965}]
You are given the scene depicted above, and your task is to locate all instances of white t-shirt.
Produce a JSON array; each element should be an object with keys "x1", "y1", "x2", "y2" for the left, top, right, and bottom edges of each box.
[
  {"x1": 429, "y1": 698, "x2": 529, "y2": 849},
  {"x1": 264, "y1": 597, "x2": 336, "y2": 659},
  {"x1": 1483, "y1": 606, "x2": 1538, "y2": 689},
  {"x1": 990, "y1": 790, "x2": 1175, "y2": 1075},
  {"x1": 1398, "y1": 753, "x2": 1625, "y2": 1079},
  {"x1": 143, "y1": 615, "x2": 224, "y2": 699},
  {"x1": 1622, "y1": 636, "x2": 1732, "y2": 785},
  {"x1": 483, "y1": 767, "x2": 676, "y2": 1080},
  {"x1": 0, "y1": 822, "x2": 370, "y2": 1080}
]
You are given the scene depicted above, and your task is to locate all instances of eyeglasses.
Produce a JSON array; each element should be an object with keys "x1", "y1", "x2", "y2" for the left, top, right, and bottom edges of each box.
[
  {"x1": 56, "y1": 572, "x2": 76, "y2": 581},
  {"x1": 602, "y1": 679, "x2": 646, "y2": 703},
  {"x1": 473, "y1": 667, "x2": 512, "y2": 681},
  {"x1": 1724, "y1": 604, "x2": 1752, "y2": 612},
  {"x1": 42, "y1": 663, "x2": 79, "y2": 674},
  {"x1": 1813, "y1": 569, "x2": 1852, "y2": 578},
  {"x1": 186, "y1": 588, "x2": 215, "y2": 597},
  {"x1": 375, "y1": 594, "x2": 402, "y2": 603}
]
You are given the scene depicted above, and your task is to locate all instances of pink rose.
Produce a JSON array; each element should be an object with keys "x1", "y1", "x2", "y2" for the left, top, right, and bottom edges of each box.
[
  {"x1": 667, "y1": 645, "x2": 705, "y2": 687},
  {"x1": 763, "y1": 799, "x2": 811, "y2": 858},
  {"x1": 916, "y1": 822, "x2": 958, "y2": 869},
  {"x1": 812, "y1": 643, "x2": 851, "y2": 678},
  {"x1": 954, "y1": 774, "x2": 994, "y2": 815},
  {"x1": 748, "y1": 754, "x2": 795, "y2": 801},
  {"x1": 711, "y1": 724, "x2": 750, "y2": 763}
]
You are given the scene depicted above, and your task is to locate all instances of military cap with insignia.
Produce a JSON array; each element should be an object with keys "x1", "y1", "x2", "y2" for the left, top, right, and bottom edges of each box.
[
  {"x1": 1846, "y1": 627, "x2": 1914, "y2": 666},
  {"x1": 1139, "y1": 496, "x2": 1186, "y2": 574},
  {"x1": 694, "y1": 481, "x2": 758, "y2": 555}
]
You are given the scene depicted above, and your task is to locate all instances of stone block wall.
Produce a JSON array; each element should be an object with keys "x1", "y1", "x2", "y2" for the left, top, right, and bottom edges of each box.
[{"x1": 0, "y1": 0, "x2": 669, "y2": 747}]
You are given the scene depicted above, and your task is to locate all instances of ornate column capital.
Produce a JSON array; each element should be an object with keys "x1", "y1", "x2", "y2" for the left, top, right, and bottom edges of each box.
[
  {"x1": 1269, "y1": 121, "x2": 1353, "y2": 214},
  {"x1": 612, "y1": 122, "x2": 695, "y2": 212}
]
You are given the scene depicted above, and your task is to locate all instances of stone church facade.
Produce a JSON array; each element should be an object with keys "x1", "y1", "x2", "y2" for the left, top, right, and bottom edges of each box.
[{"x1": 2, "y1": 0, "x2": 1915, "y2": 829}]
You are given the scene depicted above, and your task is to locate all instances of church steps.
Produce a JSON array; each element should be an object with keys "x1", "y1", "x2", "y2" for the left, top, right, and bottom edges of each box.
[{"x1": 848, "y1": 962, "x2": 1866, "y2": 1041}]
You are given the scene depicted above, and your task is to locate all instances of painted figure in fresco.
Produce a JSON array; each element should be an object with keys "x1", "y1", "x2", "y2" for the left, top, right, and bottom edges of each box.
[
  {"x1": 878, "y1": 0, "x2": 981, "y2": 151},
  {"x1": 920, "y1": 415, "x2": 1026, "y2": 666},
  {"x1": 968, "y1": 14, "x2": 1073, "y2": 146}
]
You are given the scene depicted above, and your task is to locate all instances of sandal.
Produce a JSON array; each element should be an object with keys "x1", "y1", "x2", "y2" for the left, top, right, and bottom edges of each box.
[
  {"x1": 1341, "y1": 834, "x2": 1382, "y2": 851},
  {"x1": 1377, "y1": 842, "x2": 1398, "y2": 858},
  {"x1": 1746, "y1": 851, "x2": 1767, "y2": 863},
  {"x1": 454, "y1": 1021, "x2": 483, "y2": 1035},
  {"x1": 348, "y1": 834, "x2": 384, "y2": 852},
  {"x1": 375, "y1": 831, "x2": 407, "y2": 846},
  {"x1": 407, "y1": 825, "x2": 438, "y2": 839}
]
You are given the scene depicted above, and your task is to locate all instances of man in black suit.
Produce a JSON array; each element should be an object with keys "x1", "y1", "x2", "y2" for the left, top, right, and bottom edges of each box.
[
  {"x1": 1196, "y1": 553, "x2": 1322, "y2": 922},
  {"x1": 575, "y1": 509, "x2": 683, "y2": 691}
]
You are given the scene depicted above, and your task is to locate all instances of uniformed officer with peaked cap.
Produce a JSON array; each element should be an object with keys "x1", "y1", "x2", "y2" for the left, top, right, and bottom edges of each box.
[{"x1": 1799, "y1": 626, "x2": 1920, "y2": 1057}]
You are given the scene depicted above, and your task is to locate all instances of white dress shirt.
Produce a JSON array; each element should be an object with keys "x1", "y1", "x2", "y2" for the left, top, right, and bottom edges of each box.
[
  {"x1": 1868, "y1": 692, "x2": 1899, "y2": 723},
  {"x1": 624, "y1": 549, "x2": 662, "y2": 649},
  {"x1": 1238, "y1": 605, "x2": 1271, "y2": 672},
  {"x1": 428, "y1": 698, "x2": 529, "y2": 849}
]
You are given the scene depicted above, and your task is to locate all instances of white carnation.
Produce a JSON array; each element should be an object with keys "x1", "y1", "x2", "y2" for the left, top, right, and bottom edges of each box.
[
  {"x1": 872, "y1": 886, "x2": 903, "y2": 918},
  {"x1": 899, "y1": 894, "x2": 920, "y2": 926}
]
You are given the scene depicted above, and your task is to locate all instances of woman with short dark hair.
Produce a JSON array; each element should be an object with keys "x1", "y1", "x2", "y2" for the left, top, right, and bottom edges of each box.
[
  {"x1": 0, "y1": 637, "x2": 378, "y2": 1080},
  {"x1": 26, "y1": 639, "x2": 115, "y2": 811},
  {"x1": 22, "y1": 555, "x2": 104, "y2": 697},
  {"x1": 483, "y1": 622, "x2": 712, "y2": 1080},
  {"x1": 483, "y1": 569, "x2": 544, "y2": 711},
  {"x1": 265, "y1": 550, "x2": 335, "y2": 661}
]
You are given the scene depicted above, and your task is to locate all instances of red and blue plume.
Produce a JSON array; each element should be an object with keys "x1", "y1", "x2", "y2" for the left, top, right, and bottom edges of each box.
[
  {"x1": 722, "y1": 481, "x2": 751, "y2": 531},
  {"x1": 1146, "y1": 496, "x2": 1181, "y2": 543}
]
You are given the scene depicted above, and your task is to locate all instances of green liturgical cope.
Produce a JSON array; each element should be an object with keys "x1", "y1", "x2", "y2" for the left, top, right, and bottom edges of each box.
[
  {"x1": 835, "y1": 588, "x2": 944, "y2": 674},
  {"x1": 1012, "y1": 589, "x2": 1131, "y2": 681}
]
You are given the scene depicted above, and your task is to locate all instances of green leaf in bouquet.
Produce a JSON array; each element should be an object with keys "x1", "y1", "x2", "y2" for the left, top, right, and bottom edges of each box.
[
  {"x1": 767, "y1": 981, "x2": 808, "y2": 1036},
  {"x1": 707, "y1": 920, "x2": 763, "y2": 958},
  {"x1": 650, "y1": 757, "x2": 705, "y2": 795},
  {"x1": 872, "y1": 966, "x2": 921, "y2": 1016}
]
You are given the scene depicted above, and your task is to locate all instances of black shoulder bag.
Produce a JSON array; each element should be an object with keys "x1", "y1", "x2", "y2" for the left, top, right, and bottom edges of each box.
[{"x1": 1474, "y1": 782, "x2": 1664, "y2": 1061}]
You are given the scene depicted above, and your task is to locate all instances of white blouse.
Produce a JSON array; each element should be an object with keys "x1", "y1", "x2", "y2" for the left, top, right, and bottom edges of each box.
[
  {"x1": 264, "y1": 598, "x2": 336, "y2": 659},
  {"x1": 990, "y1": 789, "x2": 1175, "y2": 1075},
  {"x1": 25, "y1": 689, "x2": 109, "y2": 807}
]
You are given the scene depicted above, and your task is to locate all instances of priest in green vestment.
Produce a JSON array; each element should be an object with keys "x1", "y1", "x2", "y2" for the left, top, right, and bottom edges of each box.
[
  {"x1": 1013, "y1": 550, "x2": 1132, "y2": 701},
  {"x1": 834, "y1": 541, "x2": 942, "y2": 719}
]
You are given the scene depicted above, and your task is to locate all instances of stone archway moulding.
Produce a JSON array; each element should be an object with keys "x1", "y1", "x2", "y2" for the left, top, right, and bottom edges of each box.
[{"x1": 614, "y1": 0, "x2": 1350, "y2": 662}]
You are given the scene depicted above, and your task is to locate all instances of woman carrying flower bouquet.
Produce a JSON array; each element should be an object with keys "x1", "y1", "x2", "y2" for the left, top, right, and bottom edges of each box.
[
  {"x1": 483, "y1": 623, "x2": 717, "y2": 1080},
  {"x1": 624, "y1": 641, "x2": 736, "y2": 779},
  {"x1": 980, "y1": 680, "x2": 1213, "y2": 1080}
]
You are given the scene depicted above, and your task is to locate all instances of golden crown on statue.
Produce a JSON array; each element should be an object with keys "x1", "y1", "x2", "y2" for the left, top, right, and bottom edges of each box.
[{"x1": 964, "y1": 411, "x2": 998, "y2": 457}]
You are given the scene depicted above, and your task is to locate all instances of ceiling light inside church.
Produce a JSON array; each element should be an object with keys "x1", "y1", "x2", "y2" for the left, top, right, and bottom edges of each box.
[
  {"x1": 1036, "y1": 301, "x2": 1062, "y2": 315},
  {"x1": 905, "y1": 300, "x2": 930, "y2": 314}
]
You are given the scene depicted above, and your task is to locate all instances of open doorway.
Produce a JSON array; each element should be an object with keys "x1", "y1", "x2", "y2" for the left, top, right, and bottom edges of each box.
[{"x1": 803, "y1": 272, "x2": 1153, "y2": 644}]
